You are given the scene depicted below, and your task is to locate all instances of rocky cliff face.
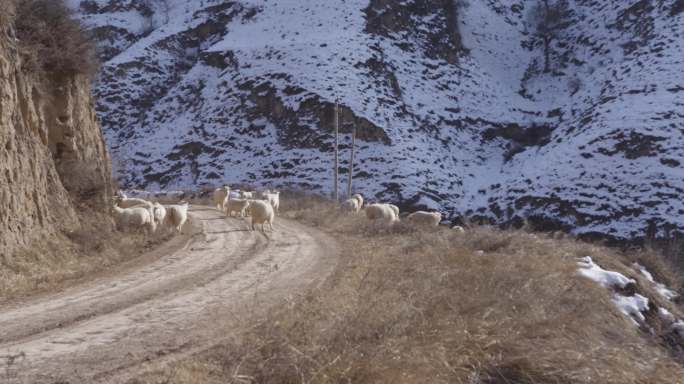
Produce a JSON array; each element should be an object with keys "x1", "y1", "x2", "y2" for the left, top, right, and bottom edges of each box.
[
  {"x1": 73, "y1": 0, "x2": 684, "y2": 241},
  {"x1": 0, "y1": 13, "x2": 112, "y2": 260}
]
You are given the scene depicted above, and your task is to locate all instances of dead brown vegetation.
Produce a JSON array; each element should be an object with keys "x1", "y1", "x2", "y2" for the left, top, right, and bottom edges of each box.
[
  {"x1": 0, "y1": 0, "x2": 14, "y2": 29},
  {"x1": 14, "y1": 0, "x2": 98, "y2": 78},
  {"x1": 0, "y1": 209, "x2": 177, "y2": 303},
  {"x1": 133, "y1": 197, "x2": 684, "y2": 384}
]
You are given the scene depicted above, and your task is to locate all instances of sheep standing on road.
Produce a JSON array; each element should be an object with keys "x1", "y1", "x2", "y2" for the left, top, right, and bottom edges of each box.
[
  {"x1": 225, "y1": 198, "x2": 250, "y2": 218},
  {"x1": 250, "y1": 200, "x2": 275, "y2": 233},
  {"x1": 165, "y1": 202, "x2": 189, "y2": 233},
  {"x1": 263, "y1": 191, "x2": 280, "y2": 215},
  {"x1": 213, "y1": 186, "x2": 230, "y2": 211},
  {"x1": 114, "y1": 196, "x2": 156, "y2": 228},
  {"x1": 115, "y1": 196, "x2": 153, "y2": 209},
  {"x1": 365, "y1": 203, "x2": 399, "y2": 224},
  {"x1": 113, "y1": 205, "x2": 156, "y2": 233},
  {"x1": 152, "y1": 202, "x2": 167, "y2": 228},
  {"x1": 407, "y1": 211, "x2": 442, "y2": 227}
]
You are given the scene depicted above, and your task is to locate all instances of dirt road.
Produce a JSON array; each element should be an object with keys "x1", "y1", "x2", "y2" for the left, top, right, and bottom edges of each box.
[{"x1": 0, "y1": 206, "x2": 338, "y2": 383}]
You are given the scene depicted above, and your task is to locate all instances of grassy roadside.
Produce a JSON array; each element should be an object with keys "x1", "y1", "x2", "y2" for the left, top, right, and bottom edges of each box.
[
  {"x1": 132, "y1": 196, "x2": 684, "y2": 384},
  {"x1": 0, "y1": 210, "x2": 178, "y2": 304}
]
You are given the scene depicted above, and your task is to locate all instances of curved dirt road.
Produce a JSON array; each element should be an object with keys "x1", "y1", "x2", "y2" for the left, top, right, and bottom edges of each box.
[{"x1": 0, "y1": 206, "x2": 338, "y2": 383}]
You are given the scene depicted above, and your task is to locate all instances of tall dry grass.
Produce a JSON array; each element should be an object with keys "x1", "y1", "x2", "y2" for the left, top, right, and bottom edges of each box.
[
  {"x1": 14, "y1": 0, "x2": 99, "y2": 78},
  {"x1": 0, "y1": 210, "x2": 178, "y2": 303},
  {"x1": 134, "y1": 197, "x2": 684, "y2": 384}
]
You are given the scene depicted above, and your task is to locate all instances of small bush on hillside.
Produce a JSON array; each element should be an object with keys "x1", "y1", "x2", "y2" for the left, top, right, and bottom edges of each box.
[
  {"x1": 15, "y1": 0, "x2": 98, "y2": 77},
  {"x1": 0, "y1": 0, "x2": 14, "y2": 29}
]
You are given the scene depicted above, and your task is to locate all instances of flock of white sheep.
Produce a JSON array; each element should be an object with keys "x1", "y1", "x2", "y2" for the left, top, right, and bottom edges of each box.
[
  {"x1": 112, "y1": 194, "x2": 189, "y2": 234},
  {"x1": 342, "y1": 194, "x2": 465, "y2": 232},
  {"x1": 212, "y1": 186, "x2": 279, "y2": 233},
  {"x1": 342, "y1": 194, "x2": 439, "y2": 226},
  {"x1": 111, "y1": 185, "x2": 464, "y2": 235}
]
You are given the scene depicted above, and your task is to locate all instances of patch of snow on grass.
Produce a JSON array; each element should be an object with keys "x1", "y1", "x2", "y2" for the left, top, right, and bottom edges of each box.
[
  {"x1": 632, "y1": 263, "x2": 679, "y2": 301},
  {"x1": 577, "y1": 257, "x2": 634, "y2": 289},
  {"x1": 612, "y1": 294, "x2": 649, "y2": 324},
  {"x1": 658, "y1": 307, "x2": 676, "y2": 323},
  {"x1": 674, "y1": 321, "x2": 684, "y2": 338},
  {"x1": 577, "y1": 257, "x2": 653, "y2": 326}
]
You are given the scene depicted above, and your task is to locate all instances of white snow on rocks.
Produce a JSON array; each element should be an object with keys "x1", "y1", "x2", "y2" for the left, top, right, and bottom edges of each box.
[
  {"x1": 612, "y1": 294, "x2": 649, "y2": 324},
  {"x1": 632, "y1": 263, "x2": 679, "y2": 301},
  {"x1": 674, "y1": 321, "x2": 684, "y2": 338},
  {"x1": 578, "y1": 257, "x2": 684, "y2": 334},
  {"x1": 577, "y1": 257, "x2": 634, "y2": 290},
  {"x1": 577, "y1": 257, "x2": 646, "y2": 325}
]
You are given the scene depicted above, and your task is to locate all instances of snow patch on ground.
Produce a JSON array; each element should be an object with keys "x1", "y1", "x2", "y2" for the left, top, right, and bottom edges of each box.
[
  {"x1": 577, "y1": 257, "x2": 634, "y2": 289},
  {"x1": 633, "y1": 263, "x2": 679, "y2": 301},
  {"x1": 612, "y1": 294, "x2": 649, "y2": 324}
]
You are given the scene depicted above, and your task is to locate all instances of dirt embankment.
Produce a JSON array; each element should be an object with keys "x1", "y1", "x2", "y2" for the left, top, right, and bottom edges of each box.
[{"x1": 0, "y1": 1, "x2": 132, "y2": 300}]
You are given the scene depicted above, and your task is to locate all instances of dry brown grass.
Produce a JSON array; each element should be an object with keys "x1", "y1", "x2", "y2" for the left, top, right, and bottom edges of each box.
[
  {"x1": 133, "y1": 196, "x2": 684, "y2": 384},
  {"x1": 0, "y1": 209, "x2": 175, "y2": 303},
  {"x1": 14, "y1": 0, "x2": 99, "y2": 78},
  {"x1": 0, "y1": 0, "x2": 14, "y2": 29}
]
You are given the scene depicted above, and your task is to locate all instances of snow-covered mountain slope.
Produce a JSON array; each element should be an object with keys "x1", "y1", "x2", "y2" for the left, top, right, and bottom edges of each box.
[{"x1": 71, "y1": 0, "x2": 684, "y2": 241}]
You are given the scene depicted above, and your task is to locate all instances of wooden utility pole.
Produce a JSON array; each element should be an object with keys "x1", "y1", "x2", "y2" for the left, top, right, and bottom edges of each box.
[
  {"x1": 333, "y1": 102, "x2": 339, "y2": 202},
  {"x1": 347, "y1": 126, "x2": 356, "y2": 198}
]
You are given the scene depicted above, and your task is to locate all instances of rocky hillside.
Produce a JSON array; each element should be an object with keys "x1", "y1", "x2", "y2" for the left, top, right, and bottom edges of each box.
[
  {"x1": 0, "y1": 2, "x2": 112, "y2": 260},
  {"x1": 73, "y1": 0, "x2": 684, "y2": 241}
]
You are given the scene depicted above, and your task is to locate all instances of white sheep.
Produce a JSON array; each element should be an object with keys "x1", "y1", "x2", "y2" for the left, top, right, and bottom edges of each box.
[
  {"x1": 452, "y1": 225, "x2": 466, "y2": 234},
  {"x1": 341, "y1": 198, "x2": 360, "y2": 213},
  {"x1": 114, "y1": 197, "x2": 156, "y2": 229},
  {"x1": 406, "y1": 211, "x2": 442, "y2": 227},
  {"x1": 112, "y1": 205, "x2": 156, "y2": 233},
  {"x1": 213, "y1": 186, "x2": 230, "y2": 211},
  {"x1": 240, "y1": 191, "x2": 254, "y2": 199},
  {"x1": 115, "y1": 196, "x2": 153, "y2": 209},
  {"x1": 365, "y1": 203, "x2": 398, "y2": 224},
  {"x1": 152, "y1": 202, "x2": 167, "y2": 228},
  {"x1": 352, "y1": 194, "x2": 364, "y2": 209},
  {"x1": 164, "y1": 202, "x2": 189, "y2": 232},
  {"x1": 263, "y1": 191, "x2": 280, "y2": 215},
  {"x1": 250, "y1": 200, "x2": 275, "y2": 233},
  {"x1": 225, "y1": 198, "x2": 250, "y2": 217}
]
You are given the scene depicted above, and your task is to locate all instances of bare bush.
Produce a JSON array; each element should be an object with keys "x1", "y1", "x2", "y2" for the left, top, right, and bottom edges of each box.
[
  {"x1": 0, "y1": 0, "x2": 15, "y2": 30},
  {"x1": 527, "y1": 0, "x2": 573, "y2": 73},
  {"x1": 15, "y1": 0, "x2": 98, "y2": 77}
]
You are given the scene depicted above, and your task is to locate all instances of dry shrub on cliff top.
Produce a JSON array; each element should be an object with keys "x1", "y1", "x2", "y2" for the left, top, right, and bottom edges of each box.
[
  {"x1": 135, "y1": 199, "x2": 684, "y2": 384},
  {"x1": 15, "y1": 0, "x2": 98, "y2": 77},
  {"x1": 0, "y1": 0, "x2": 14, "y2": 29}
]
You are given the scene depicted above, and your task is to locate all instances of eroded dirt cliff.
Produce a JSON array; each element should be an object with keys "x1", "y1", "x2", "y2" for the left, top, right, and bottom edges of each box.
[{"x1": 0, "y1": 11, "x2": 112, "y2": 262}]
